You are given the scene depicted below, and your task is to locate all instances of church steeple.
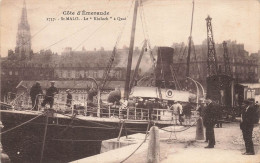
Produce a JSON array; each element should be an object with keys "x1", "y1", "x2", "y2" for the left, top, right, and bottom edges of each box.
[{"x1": 15, "y1": 0, "x2": 31, "y2": 60}]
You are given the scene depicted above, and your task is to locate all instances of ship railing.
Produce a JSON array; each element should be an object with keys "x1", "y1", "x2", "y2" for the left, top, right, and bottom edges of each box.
[
  {"x1": 6, "y1": 97, "x2": 199, "y2": 124},
  {"x1": 62, "y1": 104, "x2": 199, "y2": 124}
]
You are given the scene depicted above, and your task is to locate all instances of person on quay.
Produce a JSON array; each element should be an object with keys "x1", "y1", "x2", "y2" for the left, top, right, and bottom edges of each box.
[
  {"x1": 66, "y1": 89, "x2": 72, "y2": 107},
  {"x1": 203, "y1": 98, "x2": 217, "y2": 148},
  {"x1": 170, "y1": 101, "x2": 183, "y2": 125},
  {"x1": 175, "y1": 101, "x2": 184, "y2": 125},
  {"x1": 198, "y1": 101, "x2": 208, "y2": 142},
  {"x1": 240, "y1": 99, "x2": 258, "y2": 155},
  {"x1": 183, "y1": 102, "x2": 193, "y2": 125},
  {"x1": 30, "y1": 81, "x2": 43, "y2": 110},
  {"x1": 41, "y1": 81, "x2": 59, "y2": 109},
  {"x1": 145, "y1": 99, "x2": 154, "y2": 120}
]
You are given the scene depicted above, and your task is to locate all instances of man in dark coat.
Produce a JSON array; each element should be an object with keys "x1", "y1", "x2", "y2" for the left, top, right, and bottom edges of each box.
[
  {"x1": 145, "y1": 99, "x2": 154, "y2": 120},
  {"x1": 30, "y1": 81, "x2": 43, "y2": 110},
  {"x1": 183, "y1": 103, "x2": 193, "y2": 125},
  {"x1": 240, "y1": 99, "x2": 256, "y2": 155},
  {"x1": 66, "y1": 89, "x2": 72, "y2": 107},
  {"x1": 203, "y1": 99, "x2": 217, "y2": 148},
  {"x1": 41, "y1": 81, "x2": 59, "y2": 109}
]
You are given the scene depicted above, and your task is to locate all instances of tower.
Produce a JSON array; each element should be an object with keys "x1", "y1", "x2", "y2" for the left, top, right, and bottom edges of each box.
[
  {"x1": 15, "y1": 0, "x2": 31, "y2": 60},
  {"x1": 206, "y1": 16, "x2": 218, "y2": 76}
]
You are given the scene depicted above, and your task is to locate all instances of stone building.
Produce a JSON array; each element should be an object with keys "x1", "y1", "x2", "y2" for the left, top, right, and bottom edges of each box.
[{"x1": 172, "y1": 40, "x2": 259, "y2": 88}]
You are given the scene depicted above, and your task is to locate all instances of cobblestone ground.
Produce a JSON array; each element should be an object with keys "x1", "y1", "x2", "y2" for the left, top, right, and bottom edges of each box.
[{"x1": 158, "y1": 122, "x2": 260, "y2": 163}]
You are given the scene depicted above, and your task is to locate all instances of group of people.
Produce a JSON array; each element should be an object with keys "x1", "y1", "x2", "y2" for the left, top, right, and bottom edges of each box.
[
  {"x1": 30, "y1": 81, "x2": 59, "y2": 110},
  {"x1": 200, "y1": 97, "x2": 258, "y2": 155},
  {"x1": 113, "y1": 97, "x2": 193, "y2": 122}
]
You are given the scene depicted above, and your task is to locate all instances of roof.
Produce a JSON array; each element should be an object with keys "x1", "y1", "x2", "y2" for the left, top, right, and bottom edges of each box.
[
  {"x1": 239, "y1": 83, "x2": 260, "y2": 89},
  {"x1": 16, "y1": 80, "x2": 125, "y2": 90}
]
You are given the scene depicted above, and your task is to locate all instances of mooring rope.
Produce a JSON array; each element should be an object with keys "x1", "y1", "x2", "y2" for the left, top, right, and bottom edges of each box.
[
  {"x1": 120, "y1": 122, "x2": 150, "y2": 163},
  {"x1": 159, "y1": 117, "x2": 198, "y2": 133},
  {"x1": 0, "y1": 112, "x2": 46, "y2": 135}
]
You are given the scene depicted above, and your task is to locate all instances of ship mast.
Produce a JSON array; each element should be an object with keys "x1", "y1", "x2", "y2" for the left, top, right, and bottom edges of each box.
[
  {"x1": 186, "y1": 0, "x2": 194, "y2": 77},
  {"x1": 124, "y1": 0, "x2": 139, "y2": 99}
]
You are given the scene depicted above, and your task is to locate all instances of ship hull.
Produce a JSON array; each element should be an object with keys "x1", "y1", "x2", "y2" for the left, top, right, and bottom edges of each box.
[{"x1": 0, "y1": 110, "x2": 171, "y2": 163}]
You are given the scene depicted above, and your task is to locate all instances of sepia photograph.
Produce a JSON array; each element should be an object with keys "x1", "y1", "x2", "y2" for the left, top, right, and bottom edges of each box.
[{"x1": 0, "y1": 0, "x2": 259, "y2": 162}]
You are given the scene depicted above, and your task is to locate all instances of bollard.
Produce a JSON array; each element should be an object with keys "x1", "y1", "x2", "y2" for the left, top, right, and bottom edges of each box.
[
  {"x1": 147, "y1": 126, "x2": 160, "y2": 163},
  {"x1": 195, "y1": 117, "x2": 204, "y2": 140}
]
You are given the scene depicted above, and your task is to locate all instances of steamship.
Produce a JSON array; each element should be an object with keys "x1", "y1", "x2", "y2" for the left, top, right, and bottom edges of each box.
[{"x1": 0, "y1": 1, "x2": 200, "y2": 163}]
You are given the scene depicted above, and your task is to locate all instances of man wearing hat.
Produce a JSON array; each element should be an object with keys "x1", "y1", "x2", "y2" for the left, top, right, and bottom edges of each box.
[
  {"x1": 66, "y1": 89, "x2": 73, "y2": 107},
  {"x1": 30, "y1": 81, "x2": 43, "y2": 110},
  {"x1": 203, "y1": 98, "x2": 216, "y2": 148},
  {"x1": 240, "y1": 99, "x2": 256, "y2": 155},
  {"x1": 41, "y1": 81, "x2": 59, "y2": 109}
]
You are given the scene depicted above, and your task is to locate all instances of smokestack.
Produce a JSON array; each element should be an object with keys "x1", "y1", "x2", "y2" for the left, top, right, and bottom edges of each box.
[{"x1": 155, "y1": 47, "x2": 174, "y2": 88}]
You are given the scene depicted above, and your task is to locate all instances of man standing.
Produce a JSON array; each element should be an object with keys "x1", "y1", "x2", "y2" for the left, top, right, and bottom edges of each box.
[
  {"x1": 41, "y1": 81, "x2": 59, "y2": 109},
  {"x1": 176, "y1": 101, "x2": 184, "y2": 125},
  {"x1": 171, "y1": 101, "x2": 183, "y2": 125},
  {"x1": 145, "y1": 99, "x2": 154, "y2": 120},
  {"x1": 66, "y1": 89, "x2": 72, "y2": 107},
  {"x1": 203, "y1": 98, "x2": 216, "y2": 148},
  {"x1": 183, "y1": 102, "x2": 192, "y2": 125},
  {"x1": 198, "y1": 101, "x2": 208, "y2": 142},
  {"x1": 30, "y1": 81, "x2": 43, "y2": 110},
  {"x1": 240, "y1": 99, "x2": 257, "y2": 155}
]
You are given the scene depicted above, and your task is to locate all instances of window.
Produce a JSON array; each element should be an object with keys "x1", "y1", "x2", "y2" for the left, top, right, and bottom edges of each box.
[
  {"x1": 9, "y1": 71, "x2": 12, "y2": 75},
  {"x1": 68, "y1": 70, "x2": 71, "y2": 78},
  {"x1": 15, "y1": 71, "x2": 18, "y2": 75},
  {"x1": 75, "y1": 71, "x2": 80, "y2": 78},
  {"x1": 85, "y1": 71, "x2": 88, "y2": 77},
  {"x1": 98, "y1": 70, "x2": 103, "y2": 78},
  {"x1": 93, "y1": 71, "x2": 97, "y2": 78}
]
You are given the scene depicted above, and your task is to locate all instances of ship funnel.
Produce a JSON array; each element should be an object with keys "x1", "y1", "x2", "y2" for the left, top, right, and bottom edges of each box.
[{"x1": 155, "y1": 47, "x2": 175, "y2": 89}]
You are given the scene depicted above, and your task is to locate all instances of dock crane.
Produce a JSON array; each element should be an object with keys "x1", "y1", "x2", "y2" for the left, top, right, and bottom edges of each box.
[{"x1": 205, "y1": 16, "x2": 235, "y2": 120}]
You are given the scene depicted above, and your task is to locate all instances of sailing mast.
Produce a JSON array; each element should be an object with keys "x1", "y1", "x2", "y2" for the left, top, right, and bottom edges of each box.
[
  {"x1": 124, "y1": 0, "x2": 139, "y2": 99},
  {"x1": 186, "y1": 0, "x2": 194, "y2": 77}
]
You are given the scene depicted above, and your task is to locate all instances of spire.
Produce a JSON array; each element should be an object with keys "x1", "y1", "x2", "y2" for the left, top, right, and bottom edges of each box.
[
  {"x1": 15, "y1": 0, "x2": 31, "y2": 60},
  {"x1": 20, "y1": 0, "x2": 29, "y2": 27}
]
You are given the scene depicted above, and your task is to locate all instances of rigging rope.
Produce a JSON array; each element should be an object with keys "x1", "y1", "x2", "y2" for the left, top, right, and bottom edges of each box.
[
  {"x1": 176, "y1": 46, "x2": 187, "y2": 75},
  {"x1": 73, "y1": 0, "x2": 134, "y2": 51}
]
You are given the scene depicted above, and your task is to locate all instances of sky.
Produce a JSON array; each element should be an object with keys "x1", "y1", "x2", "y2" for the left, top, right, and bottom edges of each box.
[{"x1": 0, "y1": 0, "x2": 259, "y2": 57}]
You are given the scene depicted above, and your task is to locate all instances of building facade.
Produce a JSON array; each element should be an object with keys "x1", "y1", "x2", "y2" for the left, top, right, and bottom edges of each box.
[{"x1": 172, "y1": 40, "x2": 259, "y2": 88}]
